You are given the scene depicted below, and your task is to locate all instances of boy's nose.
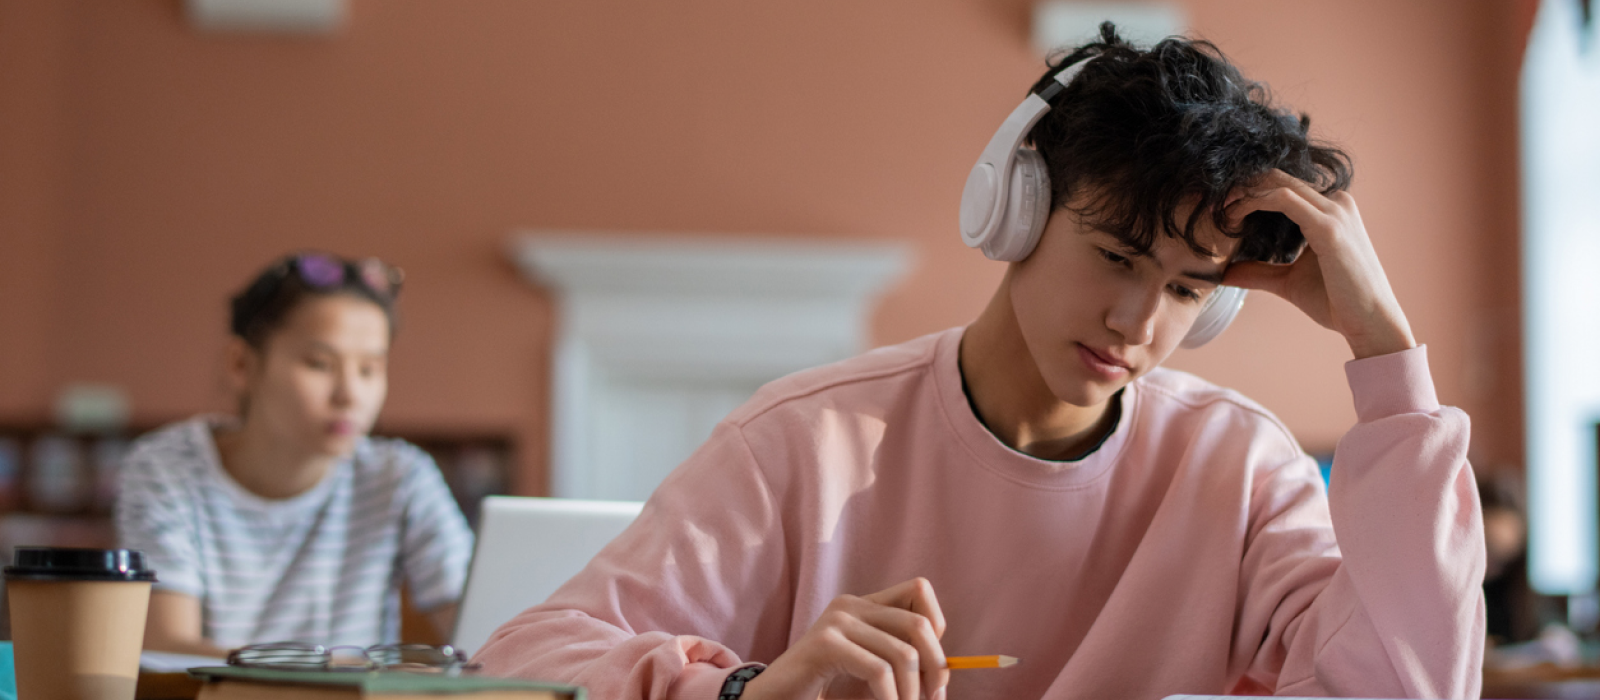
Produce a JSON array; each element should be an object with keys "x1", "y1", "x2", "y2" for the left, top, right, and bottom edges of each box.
[{"x1": 1106, "y1": 287, "x2": 1160, "y2": 346}]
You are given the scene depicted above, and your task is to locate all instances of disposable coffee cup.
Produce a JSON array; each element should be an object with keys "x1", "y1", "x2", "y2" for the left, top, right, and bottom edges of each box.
[{"x1": 5, "y1": 547, "x2": 157, "y2": 700}]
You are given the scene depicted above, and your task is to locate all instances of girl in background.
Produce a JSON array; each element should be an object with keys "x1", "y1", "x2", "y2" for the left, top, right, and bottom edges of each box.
[{"x1": 116, "y1": 252, "x2": 473, "y2": 656}]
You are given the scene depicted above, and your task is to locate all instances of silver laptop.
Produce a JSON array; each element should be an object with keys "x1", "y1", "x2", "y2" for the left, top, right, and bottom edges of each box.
[{"x1": 452, "y1": 496, "x2": 644, "y2": 657}]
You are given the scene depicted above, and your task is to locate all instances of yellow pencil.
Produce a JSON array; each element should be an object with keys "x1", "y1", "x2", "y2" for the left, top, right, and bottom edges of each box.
[{"x1": 945, "y1": 655, "x2": 1020, "y2": 670}]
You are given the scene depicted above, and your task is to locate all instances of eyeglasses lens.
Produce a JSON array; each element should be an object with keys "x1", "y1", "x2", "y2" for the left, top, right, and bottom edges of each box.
[
  {"x1": 228, "y1": 643, "x2": 330, "y2": 669},
  {"x1": 370, "y1": 644, "x2": 460, "y2": 666},
  {"x1": 229, "y1": 641, "x2": 476, "y2": 674},
  {"x1": 357, "y1": 258, "x2": 399, "y2": 296}
]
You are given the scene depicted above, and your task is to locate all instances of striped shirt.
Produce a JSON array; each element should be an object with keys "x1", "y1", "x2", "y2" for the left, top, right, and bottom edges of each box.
[{"x1": 114, "y1": 416, "x2": 474, "y2": 648}]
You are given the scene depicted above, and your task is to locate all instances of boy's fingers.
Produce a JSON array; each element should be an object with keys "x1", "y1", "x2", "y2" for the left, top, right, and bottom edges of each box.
[
  {"x1": 864, "y1": 578, "x2": 946, "y2": 638},
  {"x1": 857, "y1": 606, "x2": 948, "y2": 700},
  {"x1": 926, "y1": 668, "x2": 951, "y2": 700},
  {"x1": 1221, "y1": 260, "x2": 1293, "y2": 294},
  {"x1": 1257, "y1": 169, "x2": 1338, "y2": 213},
  {"x1": 1228, "y1": 188, "x2": 1334, "y2": 246},
  {"x1": 834, "y1": 640, "x2": 900, "y2": 700},
  {"x1": 858, "y1": 606, "x2": 944, "y2": 664},
  {"x1": 840, "y1": 618, "x2": 920, "y2": 700},
  {"x1": 855, "y1": 581, "x2": 949, "y2": 700}
]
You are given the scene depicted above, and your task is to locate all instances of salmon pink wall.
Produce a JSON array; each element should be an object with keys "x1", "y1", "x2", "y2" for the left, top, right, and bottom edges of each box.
[
  {"x1": 0, "y1": 2, "x2": 70, "y2": 421},
  {"x1": 1168, "y1": 1, "x2": 1531, "y2": 469},
  {"x1": 0, "y1": 0, "x2": 1531, "y2": 492}
]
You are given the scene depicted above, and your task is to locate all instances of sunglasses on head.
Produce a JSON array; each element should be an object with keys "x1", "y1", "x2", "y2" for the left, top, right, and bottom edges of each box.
[{"x1": 285, "y1": 252, "x2": 404, "y2": 299}]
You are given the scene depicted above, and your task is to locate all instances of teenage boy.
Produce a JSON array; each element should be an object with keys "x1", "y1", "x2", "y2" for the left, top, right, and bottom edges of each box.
[{"x1": 475, "y1": 26, "x2": 1483, "y2": 700}]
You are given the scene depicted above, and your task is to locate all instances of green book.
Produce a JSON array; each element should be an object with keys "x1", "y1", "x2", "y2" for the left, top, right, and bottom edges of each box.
[{"x1": 187, "y1": 666, "x2": 585, "y2": 700}]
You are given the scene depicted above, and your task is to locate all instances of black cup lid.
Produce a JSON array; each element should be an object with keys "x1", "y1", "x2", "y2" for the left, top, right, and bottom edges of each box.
[{"x1": 4, "y1": 547, "x2": 157, "y2": 582}]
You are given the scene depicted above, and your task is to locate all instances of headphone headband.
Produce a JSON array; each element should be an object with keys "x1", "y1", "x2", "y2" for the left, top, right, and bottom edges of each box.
[{"x1": 958, "y1": 58, "x2": 1093, "y2": 248}]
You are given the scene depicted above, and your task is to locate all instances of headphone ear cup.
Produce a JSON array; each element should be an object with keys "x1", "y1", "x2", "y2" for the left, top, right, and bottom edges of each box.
[
  {"x1": 1180, "y1": 285, "x2": 1247, "y2": 349},
  {"x1": 980, "y1": 149, "x2": 1052, "y2": 262}
]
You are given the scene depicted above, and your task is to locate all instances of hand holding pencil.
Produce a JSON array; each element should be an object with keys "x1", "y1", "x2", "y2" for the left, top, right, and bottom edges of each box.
[{"x1": 740, "y1": 578, "x2": 952, "y2": 700}]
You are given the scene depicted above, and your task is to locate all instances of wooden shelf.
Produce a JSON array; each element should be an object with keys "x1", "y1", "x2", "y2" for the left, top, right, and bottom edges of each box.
[{"x1": 0, "y1": 421, "x2": 515, "y2": 552}]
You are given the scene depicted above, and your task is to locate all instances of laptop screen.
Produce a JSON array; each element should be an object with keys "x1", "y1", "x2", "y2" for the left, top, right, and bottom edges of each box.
[{"x1": 452, "y1": 496, "x2": 644, "y2": 656}]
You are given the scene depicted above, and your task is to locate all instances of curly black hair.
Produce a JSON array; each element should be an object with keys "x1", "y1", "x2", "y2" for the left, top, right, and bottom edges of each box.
[{"x1": 1027, "y1": 22, "x2": 1352, "y2": 264}]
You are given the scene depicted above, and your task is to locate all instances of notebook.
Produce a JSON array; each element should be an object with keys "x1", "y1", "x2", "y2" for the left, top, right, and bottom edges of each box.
[{"x1": 188, "y1": 666, "x2": 582, "y2": 700}]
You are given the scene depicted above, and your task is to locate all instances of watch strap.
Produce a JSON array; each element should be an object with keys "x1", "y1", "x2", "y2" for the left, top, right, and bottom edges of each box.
[{"x1": 717, "y1": 665, "x2": 765, "y2": 700}]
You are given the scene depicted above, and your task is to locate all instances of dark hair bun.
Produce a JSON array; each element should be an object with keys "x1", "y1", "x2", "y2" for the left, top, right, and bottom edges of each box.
[{"x1": 229, "y1": 254, "x2": 401, "y2": 348}]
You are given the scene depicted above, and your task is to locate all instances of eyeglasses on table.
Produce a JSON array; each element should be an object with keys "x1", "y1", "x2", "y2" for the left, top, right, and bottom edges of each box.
[{"x1": 226, "y1": 642, "x2": 479, "y2": 674}]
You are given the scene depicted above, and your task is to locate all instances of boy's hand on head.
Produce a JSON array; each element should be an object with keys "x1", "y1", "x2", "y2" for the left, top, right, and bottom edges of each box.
[
  {"x1": 742, "y1": 577, "x2": 949, "y2": 700},
  {"x1": 1222, "y1": 169, "x2": 1417, "y2": 360}
]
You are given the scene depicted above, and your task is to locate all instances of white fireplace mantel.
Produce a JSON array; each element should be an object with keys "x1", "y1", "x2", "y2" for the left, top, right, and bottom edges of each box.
[{"x1": 510, "y1": 231, "x2": 911, "y2": 501}]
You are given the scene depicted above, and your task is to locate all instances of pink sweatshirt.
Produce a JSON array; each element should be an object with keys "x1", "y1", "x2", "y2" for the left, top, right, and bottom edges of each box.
[{"x1": 474, "y1": 328, "x2": 1484, "y2": 700}]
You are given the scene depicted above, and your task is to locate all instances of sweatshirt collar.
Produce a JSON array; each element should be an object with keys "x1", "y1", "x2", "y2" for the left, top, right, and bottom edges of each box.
[{"x1": 932, "y1": 327, "x2": 1131, "y2": 490}]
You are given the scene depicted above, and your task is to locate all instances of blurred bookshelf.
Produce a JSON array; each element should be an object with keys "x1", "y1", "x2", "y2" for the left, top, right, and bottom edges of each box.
[
  {"x1": 0, "y1": 421, "x2": 515, "y2": 557},
  {"x1": 0, "y1": 421, "x2": 514, "y2": 642}
]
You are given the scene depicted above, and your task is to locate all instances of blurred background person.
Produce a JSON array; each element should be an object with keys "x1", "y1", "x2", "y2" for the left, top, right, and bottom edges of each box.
[
  {"x1": 1481, "y1": 471, "x2": 1536, "y2": 645},
  {"x1": 114, "y1": 252, "x2": 473, "y2": 656}
]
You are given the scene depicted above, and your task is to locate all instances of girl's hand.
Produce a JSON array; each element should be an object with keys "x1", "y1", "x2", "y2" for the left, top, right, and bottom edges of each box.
[
  {"x1": 742, "y1": 578, "x2": 949, "y2": 700},
  {"x1": 1223, "y1": 169, "x2": 1417, "y2": 360}
]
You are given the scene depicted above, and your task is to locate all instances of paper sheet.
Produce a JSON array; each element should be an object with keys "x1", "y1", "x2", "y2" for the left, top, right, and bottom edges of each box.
[{"x1": 139, "y1": 650, "x2": 227, "y2": 672}]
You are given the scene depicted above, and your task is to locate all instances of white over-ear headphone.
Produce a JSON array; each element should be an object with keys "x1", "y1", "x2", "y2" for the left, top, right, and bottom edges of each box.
[{"x1": 957, "y1": 57, "x2": 1247, "y2": 349}]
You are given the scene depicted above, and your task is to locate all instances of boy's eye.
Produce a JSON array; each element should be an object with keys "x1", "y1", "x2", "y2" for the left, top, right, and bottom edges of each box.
[
  {"x1": 304, "y1": 356, "x2": 333, "y2": 371},
  {"x1": 1100, "y1": 249, "x2": 1131, "y2": 266},
  {"x1": 1169, "y1": 284, "x2": 1202, "y2": 302}
]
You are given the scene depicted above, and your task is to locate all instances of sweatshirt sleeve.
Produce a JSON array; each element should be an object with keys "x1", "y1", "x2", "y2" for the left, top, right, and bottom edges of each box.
[
  {"x1": 471, "y1": 421, "x2": 791, "y2": 700},
  {"x1": 1236, "y1": 345, "x2": 1485, "y2": 698}
]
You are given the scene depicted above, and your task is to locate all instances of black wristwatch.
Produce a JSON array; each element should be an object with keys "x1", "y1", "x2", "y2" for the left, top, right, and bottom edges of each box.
[{"x1": 718, "y1": 665, "x2": 765, "y2": 700}]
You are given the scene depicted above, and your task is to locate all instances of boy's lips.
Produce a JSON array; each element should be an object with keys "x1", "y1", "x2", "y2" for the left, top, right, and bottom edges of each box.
[
  {"x1": 1081, "y1": 344, "x2": 1131, "y2": 369},
  {"x1": 1077, "y1": 343, "x2": 1132, "y2": 379}
]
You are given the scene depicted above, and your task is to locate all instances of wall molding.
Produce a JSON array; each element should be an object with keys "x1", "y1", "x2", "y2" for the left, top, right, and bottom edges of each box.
[{"x1": 509, "y1": 231, "x2": 911, "y2": 500}]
